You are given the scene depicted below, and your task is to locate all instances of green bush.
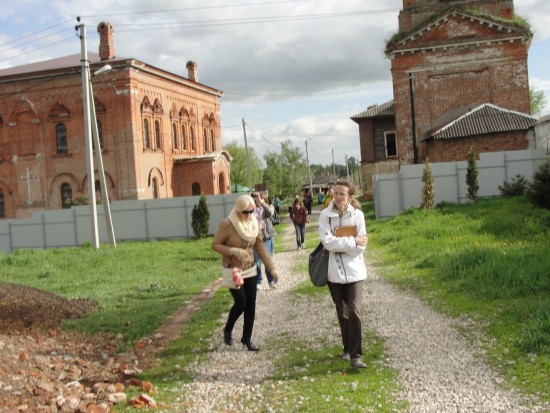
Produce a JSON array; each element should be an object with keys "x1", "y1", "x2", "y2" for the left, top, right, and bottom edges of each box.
[
  {"x1": 421, "y1": 158, "x2": 435, "y2": 209},
  {"x1": 527, "y1": 160, "x2": 550, "y2": 209},
  {"x1": 191, "y1": 195, "x2": 210, "y2": 239},
  {"x1": 466, "y1": 146, "x2": 479, "y2": 202},
  {"x1": 498, "y1": 174, "x2": 529, "y2": 197}
]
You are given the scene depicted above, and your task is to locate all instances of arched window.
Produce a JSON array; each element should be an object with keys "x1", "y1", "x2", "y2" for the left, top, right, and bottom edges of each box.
[
  {"x1": 172, "y1": 123, "x2": 178, "y2": 150},
  {"x1": 218, "y1": 173, "x2": 226, "y2": 194},
  {"x1": 97, "y1": 120, "x2": 103, "y2": 149},
  {"x1": 192, "y1": 182, "x2": 201, "y2": 196},
  {"x1": 190, "y1": 126, "x2": 196, "y2": 150},
  {"x1": 154, "y1": 120, "x2": 161, "y2": 148},
  {"x1": 152, "y1": 177, "x2": 159, "y2": 199},
  {"x1": 182, "y1": 125, "x2": 187, "y2": 150},
  {"x1": 56, "y1": 123, "x2": 68, "y2": 154},
  {"x1": 61, "y1": 183, "x2": 72, "y2": 209},
  {"x1": 95, "y1": 180, "x2": 101, "y2": 200},
  {"x1": 143, "y1": 119, "x2": 150, "y2": 148},
  {"x1": 0, "y1": 189, "x2": 4, "y2": 217},
  {"x1": 92, "y1": 120, "x2": 103, "y2": 150},
  {"x1": 210, "y1": 129, "x2": 215, "y2": 152},
  {"x1": 203, "y1": 127, "x2": 208, "y2": 152}
]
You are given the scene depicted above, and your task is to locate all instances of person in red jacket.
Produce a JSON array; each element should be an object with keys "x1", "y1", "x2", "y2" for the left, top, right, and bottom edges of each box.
[{"x1": 289, "y1": 198, "x2": 309, "y2": 250}]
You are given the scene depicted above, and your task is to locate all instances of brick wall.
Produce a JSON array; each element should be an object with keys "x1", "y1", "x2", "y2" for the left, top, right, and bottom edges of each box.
[{"x1": 0, "y1": 58, "x2": 228, "y2": 219}]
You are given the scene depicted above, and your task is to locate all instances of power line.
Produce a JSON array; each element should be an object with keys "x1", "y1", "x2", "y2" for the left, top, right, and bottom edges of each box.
[
  {"x1": 79, "y1": 0, "x2": 310, "y2": 19},
  {"x1": 111, "y1": 9, "x2": 399, "y2": 32},
  {"x1": 242, "y1": 121, "x2": 281, "y2": 149},
  {"x1": 0, "y1": 35, "x2": 76, "y2": 66},
  {"x1": 0, "y1": 18, "x2": 74, "y2": 49}
]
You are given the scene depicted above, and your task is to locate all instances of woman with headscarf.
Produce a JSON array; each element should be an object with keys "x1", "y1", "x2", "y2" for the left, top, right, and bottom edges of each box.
[{"x1": 211, "y1": 195, "x2": 279, "y2": 351}]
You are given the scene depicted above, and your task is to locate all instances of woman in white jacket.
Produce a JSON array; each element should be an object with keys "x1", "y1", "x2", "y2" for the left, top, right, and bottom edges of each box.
[{"x1": 318, "y1": 179, "x2": 368, "y2": 368}]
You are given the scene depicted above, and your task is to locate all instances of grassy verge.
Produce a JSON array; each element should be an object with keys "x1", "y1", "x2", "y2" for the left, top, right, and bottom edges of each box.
[
  {"x1": 364, "y1": 196, "x2": 550, "y2": 402},
  {"x1": 0, "y1": 238, "x2": 219, "y2": 350}
]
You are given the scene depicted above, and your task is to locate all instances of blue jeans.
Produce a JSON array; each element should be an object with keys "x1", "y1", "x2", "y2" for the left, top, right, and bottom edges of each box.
[
  {"x1": 294, "y1": 223, "x2": 305, "y2": 247},
  {"x1": 254, "y1": 238, "x2": 274, "y2": 285}
]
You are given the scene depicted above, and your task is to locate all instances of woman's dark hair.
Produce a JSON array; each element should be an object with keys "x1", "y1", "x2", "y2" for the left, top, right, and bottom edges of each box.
[{"x1": 335, "y1": 179, "x2": 361, "y2": 209}]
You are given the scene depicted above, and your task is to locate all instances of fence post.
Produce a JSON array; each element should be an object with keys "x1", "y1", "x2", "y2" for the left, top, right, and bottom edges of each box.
[{"x1": 398, "y1": 169, "x2": 404, "y2": 213}]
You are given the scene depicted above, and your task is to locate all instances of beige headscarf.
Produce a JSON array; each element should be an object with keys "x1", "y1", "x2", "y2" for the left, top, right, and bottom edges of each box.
[{"x1": 228, "y1": 195, "x2": 259, "y2": 242}]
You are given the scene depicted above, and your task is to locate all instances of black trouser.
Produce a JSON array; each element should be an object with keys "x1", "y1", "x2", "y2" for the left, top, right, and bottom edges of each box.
[
  {"x1": 328, "y1": 280, "x2": 364, "y2": 359},
  {"x1": 225, "y1": 276, "x2": 258, "y2": 342}
]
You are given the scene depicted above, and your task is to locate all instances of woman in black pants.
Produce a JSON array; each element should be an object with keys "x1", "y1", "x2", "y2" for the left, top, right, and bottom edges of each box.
[{"x1": 211, "y1": 194, "x2": 279, "y2": 351}]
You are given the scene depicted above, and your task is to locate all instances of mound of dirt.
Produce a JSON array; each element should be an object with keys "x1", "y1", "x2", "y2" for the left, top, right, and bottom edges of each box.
[{"x1": 0, "y1": 282, "x2": 97, "y2": 331}]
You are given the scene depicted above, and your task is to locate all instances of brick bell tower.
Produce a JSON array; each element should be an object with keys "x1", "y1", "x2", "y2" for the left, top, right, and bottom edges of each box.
[{"x1": 398, "y1": 0, "x2": 514, "y2": 32}]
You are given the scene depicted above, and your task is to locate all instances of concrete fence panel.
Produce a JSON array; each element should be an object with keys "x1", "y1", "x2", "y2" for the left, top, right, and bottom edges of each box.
[
  {"x1": 373, "y1": 149, "x2": 546, "y2": 219},
  {"x1": 0, "y1": 193, "x2": 241, "y2": 253}
]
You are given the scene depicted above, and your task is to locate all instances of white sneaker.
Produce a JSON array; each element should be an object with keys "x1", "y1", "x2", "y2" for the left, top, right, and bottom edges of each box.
[{"x1": 269, "y1": 282, "x2": 277, "y2": 289}]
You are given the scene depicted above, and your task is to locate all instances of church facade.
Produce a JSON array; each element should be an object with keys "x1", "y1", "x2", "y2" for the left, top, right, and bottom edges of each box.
[
  {"x1": 352, "y1": 0, "x2": 535, "y2": 197},
  {"x1": 0, "y1": 22, "x2": 231, "y2": 219}
]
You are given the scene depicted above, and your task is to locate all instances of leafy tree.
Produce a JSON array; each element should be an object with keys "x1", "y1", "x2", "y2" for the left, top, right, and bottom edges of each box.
[
  {"x1": 530, "y1": 83, "x2": 548, "y2": 116},
  {"x1": 263, "y1": 140, "x2": 308, "y2": 198},
  {"x1": 466, "y1": 146, "x2": 479, "y2": 202},
  {"x1": 420, "y1": 158, "x2": 435, "y2": 209},
  {"x1": 263, "y1": 151, "x2": 286, "y2": 197},
  {"x1": 527, "y1": 160, "x2": 550, "y2": 209},
  {"x1": 224, "y1": 140, "x2": 262, "y2": 192},
  {"x1": 191, "y1": 195, "x2": 210, "y2": 239}
]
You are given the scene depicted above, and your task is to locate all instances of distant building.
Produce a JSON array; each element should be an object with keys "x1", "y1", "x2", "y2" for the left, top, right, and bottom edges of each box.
[
  {"x1": 352, "y1": 0, "x2": 535, "y2": 198},
  {"x1": 0, "y1": 22, "x2": 231, "y2": 219}
]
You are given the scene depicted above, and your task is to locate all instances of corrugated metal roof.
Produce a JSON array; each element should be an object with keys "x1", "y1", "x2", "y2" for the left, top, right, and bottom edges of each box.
[
  {"x1": 351, "y1": 100, "x2": 394, "y2": 120},
  {"x1": 428, "y1": 103, "x2": 537, "y2": 140}
]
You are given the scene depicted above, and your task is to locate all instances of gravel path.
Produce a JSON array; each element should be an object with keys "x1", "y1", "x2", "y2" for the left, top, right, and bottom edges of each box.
[{"x1": 170, "y1": 211, "x2": 549, "y2": 413}]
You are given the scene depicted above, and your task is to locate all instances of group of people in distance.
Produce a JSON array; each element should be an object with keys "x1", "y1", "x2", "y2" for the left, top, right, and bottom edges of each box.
[{"x1": 211, "y1": 179, "x2": 369, "y2": 368}]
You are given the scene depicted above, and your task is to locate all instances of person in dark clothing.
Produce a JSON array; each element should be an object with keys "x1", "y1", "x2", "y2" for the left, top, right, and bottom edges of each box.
[{"x1": 289, "y1": 198, "x2": 309, "y2": 250}]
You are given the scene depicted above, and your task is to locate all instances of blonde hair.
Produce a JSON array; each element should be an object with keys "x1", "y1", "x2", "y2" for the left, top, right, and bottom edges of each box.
[{"x1": 334, "y1": 179, "x2": 361, "y2": 209}]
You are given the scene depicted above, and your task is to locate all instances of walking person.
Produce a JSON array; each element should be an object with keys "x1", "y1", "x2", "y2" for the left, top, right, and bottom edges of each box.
[
  {"x1": 273, "y1": 196, "x2": 281, "y2": 217},
  {"x1": 252, "y1": 192, "x2": 277, "y2": 289},
  {"x1": 323, "y1": 187, "x2": 334, "y2": 209},
  {"x1": 318, "y1": 179, "x2": 368, "y2": 368},
  {"x1": 211, "y1": 194, "x2": 279, "y2": 352},
  {"x1": 289, "y1": 198, "x2": 309, "y2": 250}
]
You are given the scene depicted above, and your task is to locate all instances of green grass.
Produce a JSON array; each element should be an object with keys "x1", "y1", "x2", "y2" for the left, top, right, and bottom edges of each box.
[
  {"x1": 364, "y1": 196, "x2": 550, "y2": 402},
  {"x1": 3, "y1": 196, "x2": 549, "y2": 409},
  {"x1": 0, "y1": 238, "x2": 220, "y2": 349}
]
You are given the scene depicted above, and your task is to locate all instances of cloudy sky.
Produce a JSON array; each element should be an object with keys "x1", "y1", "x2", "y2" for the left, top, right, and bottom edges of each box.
[{"x1": 1, "y1": 0, "x2": 549, "y2": 166}]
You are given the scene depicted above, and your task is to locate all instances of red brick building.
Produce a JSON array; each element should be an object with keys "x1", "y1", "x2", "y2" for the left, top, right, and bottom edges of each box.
[
  {"x1": 0, "y1": 22, "x2": 231, "y2": 219},
  {"x1": 352, "y1": 0, "x2": 535, "y2": 197}
]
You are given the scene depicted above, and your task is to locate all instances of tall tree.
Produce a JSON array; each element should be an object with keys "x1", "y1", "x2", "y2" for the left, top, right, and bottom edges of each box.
[
  {"x1": 263, "y1": 140, "x2": 308, "y2": 198},
  {"x1": 466, "y1": 146, "x2": 479, "y2": 202},
  {"x1": 224, "y1": 140, "x2": 262, "y2": 192},
  {"x1": 530, "y1": 83, "x2": 548, "y2": 116},
  {"x1": 421, "y1": 158, "x2": 435, "y2": 209},
  {"x1": 263, "y1": 151, "x2": 286, "y2": 198}
]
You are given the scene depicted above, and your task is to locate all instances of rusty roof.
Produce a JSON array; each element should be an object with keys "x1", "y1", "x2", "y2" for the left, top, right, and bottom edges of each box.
[
  {"x1": 350, "y1": 100, "x2": 394, "y2": 121},
  {"x1": 425, "y1": 103, "x2": 537, "y2": 141}
]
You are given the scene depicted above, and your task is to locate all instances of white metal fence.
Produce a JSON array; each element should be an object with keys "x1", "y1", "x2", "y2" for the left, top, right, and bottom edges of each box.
[
  {"x1": 373, "y1": 149, "x2": 546, "y2": 219},
  {"x1": 0, "y1": 193, "x2": 241, "y2": 253}
]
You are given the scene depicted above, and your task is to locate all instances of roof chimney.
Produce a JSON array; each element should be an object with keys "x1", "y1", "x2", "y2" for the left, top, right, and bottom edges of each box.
[
  {"x1": 97, "y1": 22, "x2": 115, "y2": 61},
  {"x1": 186, "y1": 60, "x2": 198, "y2": 82}
]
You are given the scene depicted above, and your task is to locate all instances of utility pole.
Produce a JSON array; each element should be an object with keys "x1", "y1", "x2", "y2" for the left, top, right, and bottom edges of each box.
[
  {"x1": 89, "y1": 68, "x2": 116, "y2": 246},
  {"x1": 242, "y1": 118, "x2": 253, "y2": 191},
  {"x1": 78, "y1": 22, "x2": 99, "y2": 249},
  {"x1": 332, "y1": 148, "x2": 336, "y2": 181},
  {"x1": 345, "y1": 154, "x2": 350, "y2": 181},
  {"x1": 305, "y1": 137, "x2": 313, "y2": 196}
]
